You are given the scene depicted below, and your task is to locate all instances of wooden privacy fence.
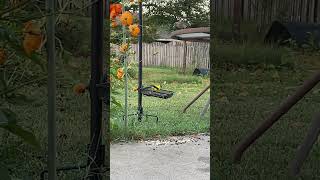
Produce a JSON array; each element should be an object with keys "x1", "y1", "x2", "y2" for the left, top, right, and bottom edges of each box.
[
  {"x1": 214, "y1": 0, "x2": 320, "y2": 25},
  {"x1": 128, "y1": 41, "x2": 210, "y2": 70}
]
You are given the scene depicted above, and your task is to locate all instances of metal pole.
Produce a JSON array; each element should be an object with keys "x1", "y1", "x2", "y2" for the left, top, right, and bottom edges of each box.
[
  {"x1": 46, "y1": 0, "x2": 57, "y2": 179},
  {"x1": 200, "y1": 98, "x2": 210, "y2": 118},
  {"x1": 233, "y1": 71, "x2": 320, "y2": 163},
  {"x1": 88, "y1": 0, "x2": 104, "y2": 179},
  {"x1": 289, "y1": 112, "x2": 320, "y2": 176},
  {"x1": 137, "y1": 1, "x2": 143, "y2": 121},
  {"x1": 105, "y1": 0, "x2": 111, "y2": 178},
  {"x1": 122, "y1": 1, "x2": 128, "y2": 137},
  {"x1": 183, "y1": 85, "x2": 210, "y2": 113}
]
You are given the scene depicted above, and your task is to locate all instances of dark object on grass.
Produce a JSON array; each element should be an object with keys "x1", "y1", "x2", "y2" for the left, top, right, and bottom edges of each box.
[
  {"x1": 193, "y1": 68, "x2": 209, "y2": 76},
  {"x1": 141, "y1": 86, "x2": 174, "y2": 99},
  {"x1": 265, "y1": 21, "x2": 320, "y2": 47}
]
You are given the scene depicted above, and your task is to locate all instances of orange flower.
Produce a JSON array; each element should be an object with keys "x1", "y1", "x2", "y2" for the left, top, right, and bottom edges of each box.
[
  {"x1": 129, "y1": 24, "x2": 140, "y2": 37},
  {"x1": 111, "y1": 21, "x2": 118, "y2": 28},
  {"x1": 23, "y1": 33, "x2": 42, "y2": 56},
  {"x1": 120, "y1": 11, "x2": 133, "y2": 26},
  {"x1": 119, "y1": 43, "x2": 129, "y2": 53},
  {"x1": 0, "y1": 48, "x2": 6, "y2": 65},
  {"x1": 73, "y1": 83, "x2": 87, "y2": 95},
  {"x1": 110, "y1": 10, "x2": 117, "y2": 19},
  {"x1": 23, "y1": 21, "x2": 41, "y2": 35},
  {"x1": 117, "y1": 68, "x2": 124, "y2": 79},
  {"x1": 110, "y1": 3, "x2": 122, "y2": 19},
  {"x1": 114, "y1": 4, "x2": 122, "y2": 14}
]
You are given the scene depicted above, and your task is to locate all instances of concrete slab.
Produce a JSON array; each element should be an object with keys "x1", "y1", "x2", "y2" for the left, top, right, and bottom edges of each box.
[{"x1": 110, "y1": 134, "x2": 210, "y2": 180}]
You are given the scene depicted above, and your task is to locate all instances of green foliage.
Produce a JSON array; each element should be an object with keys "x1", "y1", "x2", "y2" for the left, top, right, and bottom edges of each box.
[
  {"x1": 0, "y1": 165, "x2": 11, "y2": 180},
  {"x1": 56, "y1": 16, "x2": 91, "y2": 57},
  {"x1": 213, "y1": 41, "x2": 296, "y2": 68},
  {"x1": 0, "y1": 3, "x2": 44, "y2": 179},
  {"x1": 144, "y1": 0, "x2": 209, "y2": 30}
]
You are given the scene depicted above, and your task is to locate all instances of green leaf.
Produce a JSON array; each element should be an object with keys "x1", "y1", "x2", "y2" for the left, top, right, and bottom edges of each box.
[
  {"x1": 0, "y1": 124, "x2": 40, "y2": 149},
  {"x1": 0, "y1": 71, "x2": 7, "y2": 91},
  {"x1": 111, "y1": 89, "x2": 121, "y2": 95},
  {"x1": 0, "y1": 108, "x2": 17, "y2": 125},
  {"x1": 0, "y1": 165, "x2": 11, "y2": 180},
  {"x1": 0, "y1": 110, "x2": 9, "y2": 125},
  {"x1": 6, "y1": 93, "x2": 34, "y2": 105},
  {"x1": 28, "y1": 53, "x2": 45, "y2": 71},
  {"x1": 111, "y1": 96, "x2": 122, "y2": 108},
  {"x1": 61, "y1": 50, "x2": 73, "y2": 64}
]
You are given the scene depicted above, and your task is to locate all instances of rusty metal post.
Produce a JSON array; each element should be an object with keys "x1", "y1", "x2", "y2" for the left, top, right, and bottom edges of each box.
[
  {"x1": 183, "y1": 85, "x2": 210, "y2": 113},
  {"x1": 233, "y1": 71, "x2": 320, "y2": 162},
  {"x1": 289, "y1": 112, "x2": 320, "y2": 176}
]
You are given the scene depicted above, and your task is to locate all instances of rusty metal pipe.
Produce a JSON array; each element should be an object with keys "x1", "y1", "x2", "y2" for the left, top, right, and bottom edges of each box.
[
  {"x1": 183, "y1": 85, "x2": 210, "y2": 113},
  {"x1": 233, "y1": 71, "x2": 320, "y2": 162},
  {"x1": 289, "y1": 112, "x2": 320, "y2": 176}
]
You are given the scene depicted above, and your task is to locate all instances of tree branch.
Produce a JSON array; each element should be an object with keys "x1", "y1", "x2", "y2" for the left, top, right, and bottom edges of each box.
[{"x1": 0, "y1": 0, "x2": 34, "y2": 17}]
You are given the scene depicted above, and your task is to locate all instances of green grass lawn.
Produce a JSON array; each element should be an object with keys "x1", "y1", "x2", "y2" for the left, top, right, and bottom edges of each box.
[
  {"x1": 0, "y1": 66, "x2": 209, "y2": 178},
  {"x1": 111, "y1": 67, "x2": 210, "y2": 140},
  {"x1": 212, "y1": 63, "x2": 320, "y2": 179}
]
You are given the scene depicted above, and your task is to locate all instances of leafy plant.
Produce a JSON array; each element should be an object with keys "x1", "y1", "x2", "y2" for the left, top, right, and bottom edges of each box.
[{"x1": 0, "y1": 1, "x2": 45, "y2": 179}]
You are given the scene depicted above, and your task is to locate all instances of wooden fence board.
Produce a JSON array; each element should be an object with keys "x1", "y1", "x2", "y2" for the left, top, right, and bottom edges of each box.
[
  {"x1": 215, "y1": 0, "x2": 320, "y2": 24},
  {"x1": 126, "y1": 42, "x2": 209, "y2": 70}
]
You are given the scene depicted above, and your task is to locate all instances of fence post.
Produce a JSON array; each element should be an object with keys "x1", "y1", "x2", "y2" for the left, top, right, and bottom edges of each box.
[
  {"x1": 233, "y1": 0, "x2": 241, "y2": 40},
  {"x1": 183, "y1": 41, "x2": 187, "y2": 74}
]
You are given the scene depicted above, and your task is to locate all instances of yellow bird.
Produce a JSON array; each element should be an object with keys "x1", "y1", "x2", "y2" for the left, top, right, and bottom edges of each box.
[{"x1": 151, "y1": 85, "x2": 161, "y2": 91}]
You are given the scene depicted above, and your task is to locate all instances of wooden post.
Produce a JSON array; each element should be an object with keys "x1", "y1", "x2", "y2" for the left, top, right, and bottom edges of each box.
[
  {"x1": 183, "y1": 41, "x2": 187, "y2": 74},
  {"x1": 233, "y1": 0, "x2": 241, "y2": 40}
]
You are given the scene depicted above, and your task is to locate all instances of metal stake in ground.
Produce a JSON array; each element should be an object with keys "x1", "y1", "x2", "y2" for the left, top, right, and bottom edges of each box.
[
  {"x1": 183, "y1": 85, "x2": 210, "y2": 113},
  {"x1": 233, "y1": 71, "x2": 320, "y2": 163},
  {"x1": 137, "y1": 1, "x2": 143, "y2": 121},
  {"x1": 289, "y1": 112, "x2": 320, "y2": 176},
  {"x1": 87, "y1": 0, "x2": 105, "y2": 179},
  {"x1": 46, "y1": 0, "x2": 57, "y2": 179}
]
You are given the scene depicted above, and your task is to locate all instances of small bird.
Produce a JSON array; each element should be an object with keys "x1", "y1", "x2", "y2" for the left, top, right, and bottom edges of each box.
[{"x1": 151, "y1": 85, "x2": 161, "y2": 91}]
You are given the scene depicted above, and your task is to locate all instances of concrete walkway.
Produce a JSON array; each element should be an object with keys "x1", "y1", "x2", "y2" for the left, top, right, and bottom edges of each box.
[{"x1": 110, "y1": 134, "x2": 210, "y2": 180}]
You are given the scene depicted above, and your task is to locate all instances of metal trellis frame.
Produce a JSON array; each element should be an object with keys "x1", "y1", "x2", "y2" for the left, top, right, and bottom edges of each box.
[{"x1": 41, "y1": 0, "x2": 108, "y2": 179}]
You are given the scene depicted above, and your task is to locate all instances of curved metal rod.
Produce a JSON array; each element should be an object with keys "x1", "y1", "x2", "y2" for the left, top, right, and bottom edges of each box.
[{"x1": 233, "y1": 71, "x2": 320, "y2": 162}]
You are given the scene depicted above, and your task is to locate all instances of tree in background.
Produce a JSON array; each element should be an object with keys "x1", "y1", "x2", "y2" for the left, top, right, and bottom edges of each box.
[{"x1": 142, "y1": 0, "x2": 210, "y2": 41}]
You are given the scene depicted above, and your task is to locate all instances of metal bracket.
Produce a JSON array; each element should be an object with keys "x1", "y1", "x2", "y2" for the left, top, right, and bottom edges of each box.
[
  {"x1": 123, "y1": 112, "x2": 159, "y2": 123},
  {"x1": 40, "y1": 145, "x2": 106, "y2": 180}
]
